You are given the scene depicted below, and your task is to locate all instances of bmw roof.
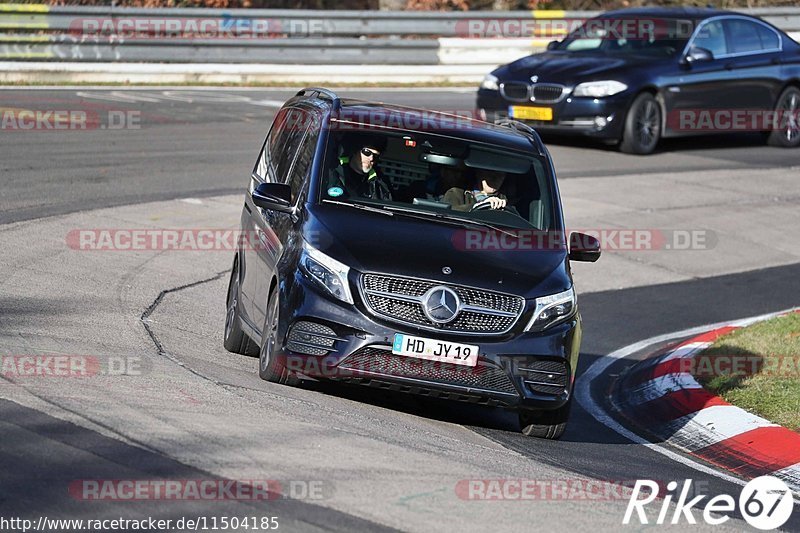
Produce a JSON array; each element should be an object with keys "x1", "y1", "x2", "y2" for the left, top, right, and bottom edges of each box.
[{"x1": 599, "y1": 7, "x2": 743, "y2": 20}]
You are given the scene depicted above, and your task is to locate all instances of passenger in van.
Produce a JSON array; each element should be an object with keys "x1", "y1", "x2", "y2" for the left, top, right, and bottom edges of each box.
[
  {"x1": 443, "y1": 169, "x2": 507, "y2": 211},
  {"x1": 327, "y1": 136, "x2": 393, "y2": 201},
  {"x1": 400, "y1": 164, "x2": 466, "y2": 203}
]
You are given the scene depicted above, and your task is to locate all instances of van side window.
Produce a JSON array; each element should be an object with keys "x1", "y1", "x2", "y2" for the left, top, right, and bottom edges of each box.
[
  {"x1": 270, "y1": 108, "x2": 309, "y2": 184},
  {"x1": 253, "y1": 108, "x2": 290, "y2": 183},
  {"x1": 286, "y1": 119, "x2": 320, "y2": 204}
]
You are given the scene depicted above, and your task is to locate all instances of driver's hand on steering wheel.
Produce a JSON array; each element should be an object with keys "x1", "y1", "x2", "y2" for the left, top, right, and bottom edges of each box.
[{"x1": 479, "y1": 197, "x2": 507, "y2": 210}]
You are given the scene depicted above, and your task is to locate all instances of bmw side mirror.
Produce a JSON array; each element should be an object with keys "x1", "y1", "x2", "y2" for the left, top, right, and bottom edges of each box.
[
  {"x1": 546, "y1": 40, "x2": 560, "y2": 51},
  {"x1": 568, "y1": 232, "x2": 601, "y2": 262},
  {"x1": 252, "y1": 182, "x2": 293, "y2": 213},
  {"x1": 684, "y1": 46, "x2": 714, "y2": 65}
]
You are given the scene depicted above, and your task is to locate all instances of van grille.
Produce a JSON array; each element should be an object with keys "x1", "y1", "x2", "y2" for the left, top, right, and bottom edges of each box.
[{"x1": 360, "y1": 274, "x2": 524, "y2": 335}]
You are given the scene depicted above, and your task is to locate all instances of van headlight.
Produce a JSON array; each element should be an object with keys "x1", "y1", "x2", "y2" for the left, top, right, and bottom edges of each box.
[
  {"x1": 480, "y1": 74, "x2": 500, "y2": 91},
  {"x1": 300, "y1": 242, "x2": 353, "y2": 304},
  {"x1": 524, "y1": 287, "x2": 576, "y2": 331},
  {"x1": 572, "y1": 80, "x2": 627, "y2": 98}
]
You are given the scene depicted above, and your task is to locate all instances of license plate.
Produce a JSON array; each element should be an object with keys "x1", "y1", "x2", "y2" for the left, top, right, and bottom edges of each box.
[
  {"x1": 509, "y1": 105, "x2": 553, "y2": 121},
  {"x1": 392, "y1": 334, "x2": 478, "y2": 367}
]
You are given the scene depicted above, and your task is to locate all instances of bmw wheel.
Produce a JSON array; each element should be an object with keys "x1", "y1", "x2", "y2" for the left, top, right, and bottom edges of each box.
[
  {"x1": 767, "y1": 86, "x2": 800, "y2": 148},
  {"x1": 620, "y1": 93, "x2": 661, "y2": 155}
]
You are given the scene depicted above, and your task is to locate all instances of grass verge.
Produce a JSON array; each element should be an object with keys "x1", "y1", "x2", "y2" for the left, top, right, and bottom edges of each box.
[{"x1": 698, "y1": 312, "x2": 800, "y2": 431}]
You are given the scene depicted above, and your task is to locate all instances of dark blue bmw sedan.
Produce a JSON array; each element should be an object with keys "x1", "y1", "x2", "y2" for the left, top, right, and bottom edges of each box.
[{"x1": 477, "y1": 8, "x2": 800, "y2": 154}]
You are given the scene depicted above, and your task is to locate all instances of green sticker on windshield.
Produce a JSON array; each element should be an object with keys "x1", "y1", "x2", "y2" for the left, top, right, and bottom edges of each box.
[{"x1": 328, "y1": 186, "x2": 344, "y2": 197}]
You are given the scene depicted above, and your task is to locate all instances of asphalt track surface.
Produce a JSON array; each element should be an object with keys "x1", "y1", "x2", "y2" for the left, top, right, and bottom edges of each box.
[
  {"x1": 1, "y1": 88, "x2": 800, "y2": 532},
  {"x1": 3, "y1": 87, "x2": 800, "y2": 224}
]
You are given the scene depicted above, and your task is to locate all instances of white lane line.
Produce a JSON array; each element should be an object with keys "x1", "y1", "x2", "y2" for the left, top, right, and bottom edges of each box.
[
  {"x1": 575, "y1": 307, "x2": 796, "y2": 493},
  {"x1": 661, "y1": 405, "x2": 778, "y2": 453},
  {"x1": 75, "y1": 90, "x2": 285, "y2": 107},
  {"x1": 76, "y1": 90, "x2": 163, "y2": 103},
  {"x1": 160, "y1": 90, "x2": 255, "y2": 103},
  {"x1": 249, "y1": 100, "x2": 285, "y2": 107}
]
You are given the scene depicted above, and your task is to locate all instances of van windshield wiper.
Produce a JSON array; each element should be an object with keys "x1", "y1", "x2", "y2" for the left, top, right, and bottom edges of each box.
[
  {"x1": 384, "y1": 206, "x2": 519, "y2": 239},
  {"x1": 322, "y1": 199, "x2": 394, "y2": 216}
]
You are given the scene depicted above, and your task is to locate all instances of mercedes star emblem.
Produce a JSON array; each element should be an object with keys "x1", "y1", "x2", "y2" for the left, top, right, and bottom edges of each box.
[{"x1": 422, "y1": 286, "x2": 461, "y2": 324}]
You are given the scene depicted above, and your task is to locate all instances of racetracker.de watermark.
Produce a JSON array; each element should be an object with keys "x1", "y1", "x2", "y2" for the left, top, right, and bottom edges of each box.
[
  {"x1": 682, "y1": 354, "x2": 800, "y2": 379},
  {"x1": 68, "y1": 479, "x2": 331, "y2": 501},
  {"x1": 67, "y1": 229, "x2": 269, "y2": 252},
  {"x1": 454, "y1": 478, "x2": 696, "y2": 501},
  {"x1": 669, "y1": 109, "x2": 800, "y2": 133},
  {"x1": 284, "y1": 353, "x2": 487, "y2": 379},
  {"x1": 276, "y1": 108, "x2": 483, "y2": 132},
  {"x1": 451, "y1": 229, "x2": 716, "y2": 252},
  {"x1": 455, "y1": 17, "x2": 697, "y2": 39},
  {"x1": 0, "y1": 109, "x2": 140, "y2": 131},
  {"x1": 68, "y1": 17, "x2": 325, "y2": 39},
  {"x1": 0, "y1": 355, "x2": 145, "y2": 378},
  {"x1": 67, "y1": 228, "x2": 716, "y2": 253}
]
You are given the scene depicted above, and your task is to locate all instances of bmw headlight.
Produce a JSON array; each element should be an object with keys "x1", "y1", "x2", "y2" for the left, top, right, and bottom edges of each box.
[
  {"x1": 300, "y1": 242, "x2": 353, "y2": 304},
  {"x1": 524, "y1": 287, "x2": 577, "y2": 331},
  {"x1": 480, "y1": 74, "x2": 500, "y2": 91},
  {"x1": 572, "y1": 80, "x2": 627, "y2": 98}
]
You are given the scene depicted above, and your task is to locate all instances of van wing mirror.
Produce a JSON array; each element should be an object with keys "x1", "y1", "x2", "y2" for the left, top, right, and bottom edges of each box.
[
  {"x1": 252, "y1": 182, "x2": 293, "y2": 213},
  {"x1": 568, "y1": 232, "x2": 601, "y2": 262}
]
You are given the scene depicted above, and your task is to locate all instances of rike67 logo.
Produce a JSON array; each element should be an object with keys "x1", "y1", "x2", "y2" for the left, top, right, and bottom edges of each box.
[{"x1": 624, "y1": 476, "x2": 795, "y2": 530}]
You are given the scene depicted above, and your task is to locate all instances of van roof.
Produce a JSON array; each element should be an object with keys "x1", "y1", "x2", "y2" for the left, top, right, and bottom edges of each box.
[{"x1": 292, "y1": 88, "x2": 546, "y2": 157}]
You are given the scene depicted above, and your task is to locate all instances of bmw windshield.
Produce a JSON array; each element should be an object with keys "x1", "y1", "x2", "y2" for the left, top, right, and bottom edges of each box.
[{"x1": 554, "y1": 16, "x2": 695, "y2": 57}]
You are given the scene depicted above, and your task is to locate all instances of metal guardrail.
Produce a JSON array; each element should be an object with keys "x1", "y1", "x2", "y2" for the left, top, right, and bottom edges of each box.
[
  {"x1": 2, "y1": 6, "x2": 604, "y2": 37},
  {"x1": 1, "y1": 5, "x2": 799, "y2": 64}
]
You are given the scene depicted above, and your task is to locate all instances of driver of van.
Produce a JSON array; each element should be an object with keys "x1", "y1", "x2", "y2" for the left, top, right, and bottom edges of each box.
[
  {"x1": 327, "y1": 137, "x2": 393, "y2": 202},
  {"x1": 443, "y1": 169, "x2": 507, "y2": 211}
]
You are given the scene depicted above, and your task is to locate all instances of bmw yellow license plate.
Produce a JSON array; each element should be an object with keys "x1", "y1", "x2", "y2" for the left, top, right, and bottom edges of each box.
[
  {"x1": 392, "y1": 334, "x2": 478, "y2": 367},
  {"x1": 509, "y1": 106, "x2": 553, "y2": 121}
]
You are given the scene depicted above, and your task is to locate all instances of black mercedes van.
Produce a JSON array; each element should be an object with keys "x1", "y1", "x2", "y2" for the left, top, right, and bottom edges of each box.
[{"x1": 223, "y1": 88, "x2": 600, "y2": 439}]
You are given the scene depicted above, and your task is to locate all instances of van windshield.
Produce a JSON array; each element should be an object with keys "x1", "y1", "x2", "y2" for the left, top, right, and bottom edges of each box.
[{"x1": 318, "y1": 130, "x2": 559, "y2": 231}]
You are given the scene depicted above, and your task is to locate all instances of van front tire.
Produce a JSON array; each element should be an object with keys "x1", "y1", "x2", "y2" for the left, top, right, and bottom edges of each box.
[
  {"x1": 518, "y1": 399, "x2": 572, "y2": 440},
  {"x1": 259, "y1": 287, "x2": 297, "y2": 385}
]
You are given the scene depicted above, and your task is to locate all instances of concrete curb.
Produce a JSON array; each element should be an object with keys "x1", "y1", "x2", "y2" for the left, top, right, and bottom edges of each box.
[{"x1": 613, "y1": 309, "x2": 800, "y2": 493}]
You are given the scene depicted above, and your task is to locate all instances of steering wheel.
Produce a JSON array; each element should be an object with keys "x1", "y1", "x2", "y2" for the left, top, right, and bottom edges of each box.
[{"x1": 470, "y1": 200, "x2": 507, "y2": 211}]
